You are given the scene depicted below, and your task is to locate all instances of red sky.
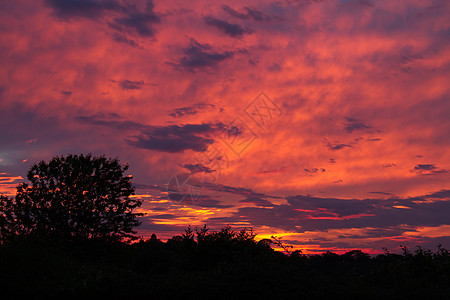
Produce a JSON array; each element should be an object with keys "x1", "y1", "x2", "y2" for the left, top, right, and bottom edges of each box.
[{"x1": 1, "y1": 0, "x2": 449, "y2": 254}]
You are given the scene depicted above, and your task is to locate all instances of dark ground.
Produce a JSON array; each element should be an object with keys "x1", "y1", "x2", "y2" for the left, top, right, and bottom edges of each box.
[{"x1": 1, "y1": 228, "x2": 449, "y2": 299}]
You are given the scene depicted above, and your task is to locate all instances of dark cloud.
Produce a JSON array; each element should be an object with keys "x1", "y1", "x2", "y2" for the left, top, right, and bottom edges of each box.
[
  {"x1": 304, "y1": 168, "x2": 326, "y2": 173},
  {"x1": 213, "y1": 190, "x2": 450, "y2": 236},
  {"x1": 338, "y1": 228, "x2": 405, "y2": 239},
  {"x1": 239, "y1": 196, "x2": 275, "y2": 207},
  {"x1": 76, "y1": 114, "x2": 224, "y2": 153},
  {"x1": 325, "y1": 140, "x2": 352, "y2": 151},
  {"x1": 222, "y1": 5, "x2": 271, "y2": 22},
  {"x1": 133, "y1": 183, "x2": 166, "y2": 191},
  {"x1": 111, "y1": 1, "x2": 160, "y2": 37},
  {"x1": 126, "y1": 123, "x2": 224, "y2": 153},
  {"x1": 428, "y1": 189, "x2": 450, "y2": 199},
  {"x1": 76, "y1": 114, "x2": 146, "y2": 131},
  {"x1": 112, "y1": 33, "x2": 141, "y2": 48},
  {"x1": 112, "y1": 79, "x2": 145, "y2": 90},
  {"x1": 344, "y1": 117, "x2": 371, "y2": 133},
  {"x1": 222, "y1": 5, "x2": 248, "y2": 20},
  {"x1": 342, "y1": 0, "x2": 375, "y2": 8},
  {"x1": 411, "y1": 164, "x2": 448, "y2": 175},
  {"x1": 165, "y1": 192, "x2": 204, "y2": 205},
  {"x1": 267, "y1": 62, "x2": 282, "y2": 72},
  {"x1": 45, "y1": 0, "x2": 124, "y2": 20},
  {"x1": 369, "y1": 191, "x2": 394, "y2": 196},
  {"x1": 203, "y1": 182, "x2": 281, "y2": 199},
  {"x1": 286, "y1": 195, "x2": 375, "y2": 217},
  {"x1": 243, "y1": 6, "x2": 271, "y2": 21},
  {"x1": 382, "y1": 163, "x2": 396, "y2": 168},
  {"x1": 205, "y1": 215, "x2": 242, "y2": 225},
  {"x1": 0, "y1": 102, "x2": 65, "y2": 155},
  {"x1": 250, "y1": 168, "x2": 285, "y2": 175},
  {"x1": 47, "y1": 0, "x2": 160, "y2": 38},
  {"x1": 178, "y1": 38, "x2": 234, "y2": 70},
  {"x1": 414, "y1": 164, "x2": 436, "y2": 170},
  {"x1": 206, "y1": 190, "x2": 450, "y2": 234},
  {"x1": 148, "y1": 207, "x2": 171, "y2": 212},
  {"x1": 150, "y1": 213, "x2": 178, "y2": 219},
  {"x1": 204, "y1": 16, "x2": 251, "y2": 38},
  {"x1": 193, "y1": 199, "x2": 234, "y2": 209},
  {"x1": 221, "y1": 206, "x2": 290, "y2": 229},
  {"x1": 182, "y1": 163, "x2": 215, "y2": 174},
  {"x1": 169, "y1": 103, "x2": 215, "y2": 118},
  {"x1": 60, "y1": 90, "x2": 72, "y2": 96}
]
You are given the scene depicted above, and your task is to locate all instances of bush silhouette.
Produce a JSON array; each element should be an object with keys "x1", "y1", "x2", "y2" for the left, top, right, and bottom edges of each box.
[{"x1": 0, "y1": 154, "x2": 142, "y2": 243}]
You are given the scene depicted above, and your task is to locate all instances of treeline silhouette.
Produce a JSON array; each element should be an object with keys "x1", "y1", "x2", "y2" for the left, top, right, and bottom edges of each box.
[
  {"x1": 0, "y1": 225, "x2": 449, "y2": 298},
  {"x1": 1, "y1": 154, "x2": 449, "y2": 298}
]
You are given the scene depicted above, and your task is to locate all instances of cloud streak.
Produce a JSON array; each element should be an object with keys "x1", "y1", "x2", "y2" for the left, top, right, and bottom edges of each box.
[{"x1": 204, "y1": 16, "x2": 251, "y2": 38}]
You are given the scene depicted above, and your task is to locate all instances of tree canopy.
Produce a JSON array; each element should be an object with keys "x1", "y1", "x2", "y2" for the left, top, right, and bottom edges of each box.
[{"x1": 0, "y1": 154, "x2": 142, "y2": 243}]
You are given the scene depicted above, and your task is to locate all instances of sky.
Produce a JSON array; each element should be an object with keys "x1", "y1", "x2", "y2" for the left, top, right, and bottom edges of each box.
[{"x1": 0, "y1": 0, "x2": 449, "y2": 254}]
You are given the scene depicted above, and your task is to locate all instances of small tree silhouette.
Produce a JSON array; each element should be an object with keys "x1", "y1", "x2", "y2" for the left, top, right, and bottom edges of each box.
[{"x1": 0, "y1": 154, "x2": 142, "y2": 243}]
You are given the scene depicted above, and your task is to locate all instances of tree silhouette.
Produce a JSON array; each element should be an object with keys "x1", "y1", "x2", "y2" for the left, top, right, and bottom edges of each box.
[{"x1": 0, "y1": 154, "x2": 142, "y2": 243}]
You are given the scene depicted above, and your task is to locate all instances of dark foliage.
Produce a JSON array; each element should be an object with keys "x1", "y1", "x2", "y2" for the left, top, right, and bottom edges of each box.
[{"x1": 0, "y1": 225, "x2": 449, "y2": 299}]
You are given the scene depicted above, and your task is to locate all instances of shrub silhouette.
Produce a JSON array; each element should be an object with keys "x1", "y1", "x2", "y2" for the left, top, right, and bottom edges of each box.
[{"x1": 0, "y1": 154, "x2": 142, "y2": 243}]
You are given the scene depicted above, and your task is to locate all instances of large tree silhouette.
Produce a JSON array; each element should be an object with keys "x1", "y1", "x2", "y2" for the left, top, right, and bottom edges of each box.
[{"x1": 1, "y1": 154, "x2": 142, "y2": 243}]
